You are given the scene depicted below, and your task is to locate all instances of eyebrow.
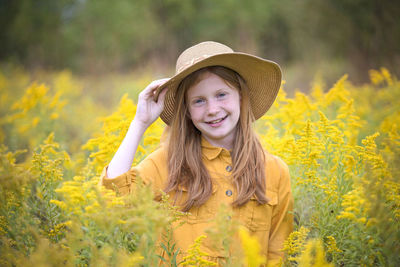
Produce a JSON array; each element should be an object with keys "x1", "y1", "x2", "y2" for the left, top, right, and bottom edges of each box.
[{"x1": 190, "y1": 88, "x2": 229, "y2": 98}]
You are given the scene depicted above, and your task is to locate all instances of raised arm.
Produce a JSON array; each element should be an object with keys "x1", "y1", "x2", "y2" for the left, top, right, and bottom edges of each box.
[{"x1": 106, "y1": 78, "x2": 169, "y2": 178}]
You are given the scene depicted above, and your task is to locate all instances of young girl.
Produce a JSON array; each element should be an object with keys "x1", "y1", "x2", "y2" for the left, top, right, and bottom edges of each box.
[{"x1": 100, "y1": 41, "x2": 293, "y2": 265}]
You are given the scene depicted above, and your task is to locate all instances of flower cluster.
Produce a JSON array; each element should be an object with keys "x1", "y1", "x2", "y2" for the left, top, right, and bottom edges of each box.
[{"x1": 1, "y1": 67, "x2": 399, "y2": 266}]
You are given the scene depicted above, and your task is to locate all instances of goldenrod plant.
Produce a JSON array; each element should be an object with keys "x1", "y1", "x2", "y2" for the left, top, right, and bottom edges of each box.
[{"x1": 0, "y1": 67, "x2": 399, "y2": 266}]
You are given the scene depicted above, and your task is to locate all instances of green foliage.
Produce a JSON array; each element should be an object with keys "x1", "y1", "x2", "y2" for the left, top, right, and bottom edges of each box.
[
  {"x1": 0, "y1": 68, "x2": 399, "y2": 265},
  {"x1": 1, "y1": 0, "x2": 399, "y2": 81}
]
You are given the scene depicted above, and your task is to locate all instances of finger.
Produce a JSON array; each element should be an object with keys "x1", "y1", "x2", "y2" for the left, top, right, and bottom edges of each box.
[
  {"x1": 149, "y1": 78, "x2": 170, "y2": 89},
  {"x1": 139, "y1": 82, "x2": 162, "y2": 101},
  {"x1": 153, "y1": 78, "x2": 170, "y2": 101},
  {"x1": 143, "y1": 78, "x2": 170, "y2": 98},
  {"x1": 157, "y1": 86, "x2": 168, "y2": 104}
]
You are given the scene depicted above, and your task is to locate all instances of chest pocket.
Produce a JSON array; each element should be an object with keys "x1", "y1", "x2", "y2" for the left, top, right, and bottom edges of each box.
[
  {"x1": 239, "y1": 190, "x2": 278, "y2": 231},
  {"x1": 178, "y1": 186, "x2": 219, "y2": 223}
]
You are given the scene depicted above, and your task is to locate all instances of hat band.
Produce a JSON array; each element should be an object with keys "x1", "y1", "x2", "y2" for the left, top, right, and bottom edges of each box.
[{"x1": 177, "y1": 54, "x2": 211, "y2": 73}]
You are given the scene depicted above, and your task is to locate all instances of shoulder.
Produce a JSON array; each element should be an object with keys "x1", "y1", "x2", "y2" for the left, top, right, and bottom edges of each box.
[
  {"x1": 264, "y1": 151, "x2": 288, "y2": 170},
  {"x1": 263, "y1": 151, "x2": 291, "y2": 190},
  {"x1": 141, "y1": 144, "x2": 168, "y2": 164},
  {"x1": 271, "y1": 154, "x2": 289, "y2": 173},
  {"x1": 135, "y1": 144, "x2": 169, "y2": 180}
]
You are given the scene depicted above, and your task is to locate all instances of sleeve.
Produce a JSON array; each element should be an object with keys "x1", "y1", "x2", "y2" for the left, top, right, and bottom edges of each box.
[
  {"x1": 98, "y1": 165, "x2": 138, "y2": 195},
  {"x1": 267, "y1": 156, "x2": 294, "y2": 265},
  {"x1": 98, "y1": 149, "x2": 167, "y2": 196}
]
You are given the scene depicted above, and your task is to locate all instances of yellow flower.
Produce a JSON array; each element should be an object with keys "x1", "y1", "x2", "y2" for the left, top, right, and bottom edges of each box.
[
  {"x1": 238, "y1": 227, "x2": 266, "y2": 267},
  {"x1": 325, "y1": 236, "x2": 342, "y2": 254},
  {"x1": 50, "y1": 112, "x2": 59, "y2": 120},
  {"x1": 50, "y1": 199, "x2": 67, "y2": 210},
  {"x1": 283, "y1": 226, "x2": 310, "y2": 262},
  {"x1": 11, "y1": 83, "x2": 49, "y2": 113},
  {"x1": 323, "y1": 75, "x2": 351, "y2": 107},
  {"x1": 182, "y1": 235, "x2": 217, "y2": 266},
  {"x1": 369, "y1": 69, "x2": 384, "y2": 85},
  {"x1": 369, "y1": 67, "x2": 393, "y2": 86},
  {"x1": 84, "y1": 202, "x2": 100, "y2": 214},
  {"x1": 32, "y1": 117, "x2": 40, "y2": 127},
  {"x1": 310, "y1": 74, "x2": 325, "y2": 102},
  {"x1": 298, "y1": 239, "x2": 334, "y2": 267},
  {"x1": 117, "y1": 219, "x2": 127, "y2": 224}
]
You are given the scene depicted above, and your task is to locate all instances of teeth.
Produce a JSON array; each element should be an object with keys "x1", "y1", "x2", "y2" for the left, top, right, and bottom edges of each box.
[{"x1": 208, "y1": 117, "x2": 224, "y2": 124}]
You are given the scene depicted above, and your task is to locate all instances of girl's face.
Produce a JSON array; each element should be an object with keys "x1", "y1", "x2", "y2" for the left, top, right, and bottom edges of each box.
[{"x1": 186, "y1": 72, "x2": 241, "y2": 149}]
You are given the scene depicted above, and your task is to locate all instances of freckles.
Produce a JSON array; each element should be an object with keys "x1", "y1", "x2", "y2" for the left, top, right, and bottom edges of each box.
[{"x1": 220, "y1": 99, "x2": 230, "y2": 106}]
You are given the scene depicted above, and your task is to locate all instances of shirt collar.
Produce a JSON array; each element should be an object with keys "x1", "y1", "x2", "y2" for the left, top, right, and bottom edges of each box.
[{"x1": 201, "y1": 137, "x2": 231, "y2": 160}]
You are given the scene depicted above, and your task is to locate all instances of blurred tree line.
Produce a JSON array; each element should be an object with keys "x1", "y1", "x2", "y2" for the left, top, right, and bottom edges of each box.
[{"x1": 1, "y1": 0, "x2": 399, "y2": 84}]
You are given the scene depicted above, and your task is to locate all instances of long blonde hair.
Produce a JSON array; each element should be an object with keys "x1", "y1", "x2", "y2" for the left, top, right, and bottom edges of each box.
[{"x1": 165, "y1": 66, "x2": 268, "y2": 212}]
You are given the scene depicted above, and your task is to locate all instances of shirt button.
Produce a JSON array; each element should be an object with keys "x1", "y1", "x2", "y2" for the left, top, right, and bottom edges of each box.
[
  {"x1": 226, "y1": 165, "x2": 232, "y2": 172},
  {"x1": 225, "y1": 189, "x2": 233, "y2": 197}
]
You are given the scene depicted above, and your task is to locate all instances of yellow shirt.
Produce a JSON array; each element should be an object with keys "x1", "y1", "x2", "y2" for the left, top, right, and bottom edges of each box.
[{"x1": 100, "y1": 138, "x2": 293, "y2": 266}]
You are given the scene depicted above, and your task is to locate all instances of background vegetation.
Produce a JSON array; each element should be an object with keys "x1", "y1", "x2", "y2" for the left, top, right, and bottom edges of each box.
[
  {"x1": 1, "y1": 1, "x2": 400, "y2": 266},
  {"x1": 1, "y1": 0, "x2": 400, "y2": 90},
  {"x1": 1, "y1": 67, "x2": 399, "y2": 266}
]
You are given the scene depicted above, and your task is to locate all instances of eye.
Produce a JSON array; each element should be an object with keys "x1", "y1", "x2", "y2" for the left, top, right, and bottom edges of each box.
[
  {"x1": 217, "y1": 92, "x2": 227, "y2": 98},
  {"x1": 192, "y1": 98, "x2": 205, "y2": 105}
]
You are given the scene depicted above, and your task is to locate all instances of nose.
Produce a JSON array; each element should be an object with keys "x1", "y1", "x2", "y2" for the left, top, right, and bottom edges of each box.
[{"x1": 206, "y1": 99, "x2": 220, "y2": 115}]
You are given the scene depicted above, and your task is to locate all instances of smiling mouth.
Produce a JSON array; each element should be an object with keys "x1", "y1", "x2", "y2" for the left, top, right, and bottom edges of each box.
[{"x1": 206, "y1": 115, "x2": 228, "y2": 124}]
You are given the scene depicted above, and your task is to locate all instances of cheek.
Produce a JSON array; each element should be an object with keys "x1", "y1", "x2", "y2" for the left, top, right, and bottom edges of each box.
[
  {"x1": 229, "y1": 98, "x2": 241, "y2": 113},
  {"x1": 188, "y1": 107, "x2": 200, "y2": 121},
  {"x1": 237, "y1": 97, "x2": 242, "y2": 114}
]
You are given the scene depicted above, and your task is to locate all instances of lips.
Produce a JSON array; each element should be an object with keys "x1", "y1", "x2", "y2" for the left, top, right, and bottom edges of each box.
[{"x1": 206, "y1": 115, "x2": 228, "y2": 124}]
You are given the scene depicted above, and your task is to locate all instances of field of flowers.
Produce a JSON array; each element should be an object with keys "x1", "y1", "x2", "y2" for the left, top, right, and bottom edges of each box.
[{"x1": 0, "y1": 66, "x2": 399, "y2": 266}]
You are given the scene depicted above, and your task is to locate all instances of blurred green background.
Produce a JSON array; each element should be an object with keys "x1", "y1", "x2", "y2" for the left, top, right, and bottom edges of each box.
[{"x1": 1, "y1": 0, "x2": 399, "y2": 93}]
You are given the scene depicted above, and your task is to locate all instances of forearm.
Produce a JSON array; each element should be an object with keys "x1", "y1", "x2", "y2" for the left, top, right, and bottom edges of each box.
[
  {"x1": 107, "y1": 119, "x2": 148, "y2": 178},
  {"x1": 106, "y1": 78, "x2": 169, "y2": 178}
]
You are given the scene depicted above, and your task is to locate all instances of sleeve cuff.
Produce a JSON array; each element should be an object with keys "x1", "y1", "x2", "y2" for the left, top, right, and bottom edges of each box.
[{"x1": 99, "y1": 165, "x2": 135, "y2": 195}]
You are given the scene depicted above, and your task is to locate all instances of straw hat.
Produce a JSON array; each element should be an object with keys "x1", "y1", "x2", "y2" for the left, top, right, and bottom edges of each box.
[{"x1": 157, "y1": 41, "x2": 282, "y2": 125}]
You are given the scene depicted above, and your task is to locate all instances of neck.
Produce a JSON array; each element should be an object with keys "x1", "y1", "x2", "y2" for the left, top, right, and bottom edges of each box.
[{"x1": 202, "y1": 135, "x2": 234, "y2": 150}]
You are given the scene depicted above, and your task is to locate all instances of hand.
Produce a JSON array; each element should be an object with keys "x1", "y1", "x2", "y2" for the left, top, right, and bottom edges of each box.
[{"x1": 134, "y1": 78, "x2": 169, "y2": 127}]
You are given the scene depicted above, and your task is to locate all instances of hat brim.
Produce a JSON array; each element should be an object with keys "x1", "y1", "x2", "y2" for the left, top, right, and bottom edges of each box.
[{"x1": 156, "y1": 52, "x2": 282, "y2": 125}]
